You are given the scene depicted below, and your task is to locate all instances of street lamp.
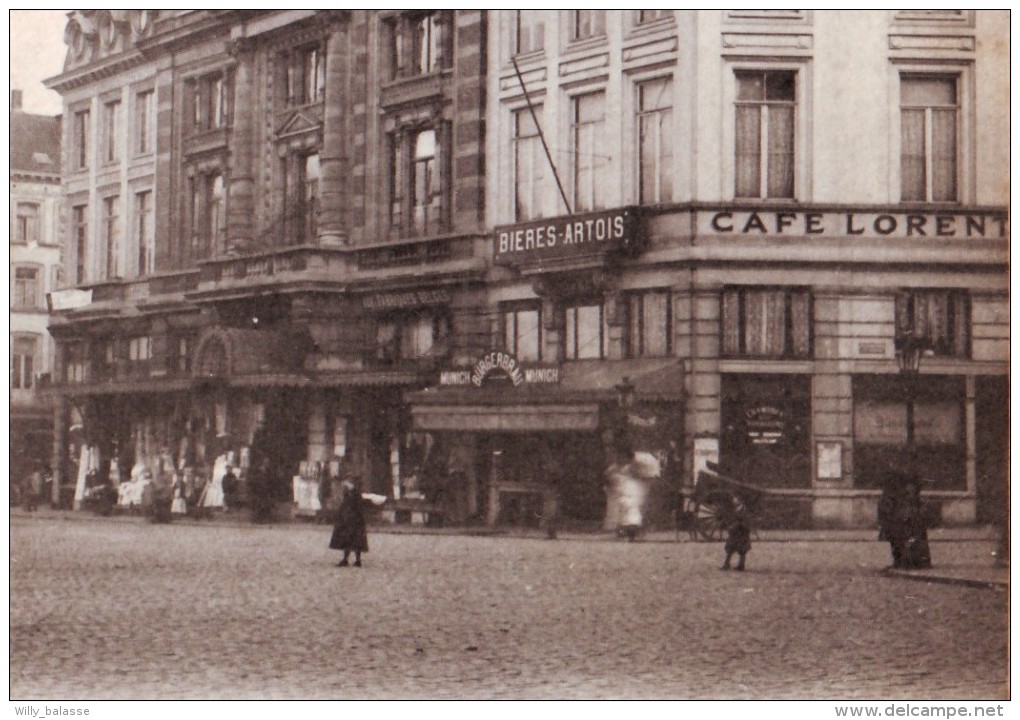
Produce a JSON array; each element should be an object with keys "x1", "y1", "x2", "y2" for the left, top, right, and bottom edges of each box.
[{"x1": 894, "y1": 329, "x2": 928, "y2": 453}]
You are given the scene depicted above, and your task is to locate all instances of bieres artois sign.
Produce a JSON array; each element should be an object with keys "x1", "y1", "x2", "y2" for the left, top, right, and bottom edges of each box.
[{"x1": 493, "y1": 208, "x2": 640, "y2": 265}]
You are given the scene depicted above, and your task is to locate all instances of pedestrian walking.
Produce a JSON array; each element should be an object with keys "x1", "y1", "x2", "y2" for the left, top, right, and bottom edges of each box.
[
  {"x1": 878, "y1": 470, "x2": 910, "y2": 569},
  {"x1": 900, "y1": 473, "x2": 932, "y2": 570},
  {"x1": 329, "y1": 476, "x2": 369, "y2": 567},
  {"x1": 721, "y1": 509, "x2": 751, "y2": 571}
]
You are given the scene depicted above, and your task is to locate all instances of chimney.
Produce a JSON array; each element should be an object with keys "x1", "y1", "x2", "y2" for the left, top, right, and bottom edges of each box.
[{"x1": 11, "y1": 89, "x2": 23, "y2": 111}]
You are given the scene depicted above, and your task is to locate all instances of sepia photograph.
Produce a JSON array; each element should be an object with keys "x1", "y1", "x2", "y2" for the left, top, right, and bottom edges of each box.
[{"x1": 8, "y1": 8, "x2": 1010, "y2": 710}]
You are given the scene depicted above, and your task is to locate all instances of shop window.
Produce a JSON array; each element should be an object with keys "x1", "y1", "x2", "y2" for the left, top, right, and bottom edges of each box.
[
  {"x1": 14, "y1": 203, "x2": 40, "y2": 245},
  {"x1": 389, "y1": 127, "x2": 448, "y2": 238},
  {"x1": 73, "y1": 204, "x2": 88, "y2": 284},
  {"x1": 390, "y1": 12, "x2": 450, "y2": 80},
  {"x1": 376, "y1": 311, "x2": 451, "y2": 363},
  {"x1": 572, "y1": 10, "x2": 605, "y2": 41},
  {"x1": 189, "y1": 72, "x2": 230, "y2": 131},
  {"x1": 900, "y1": 75, "x2": 959, "y2": 203},
  {"x1": 501, "y1": 302, "x2": 542, "y2": 362},
  {"x1": 102, "y1": 99, "x2": 120, "y2": 164},
  {"x1": 563, "y1": 300, "x2": 606, "y2": 360},
  {"x1": 895, "y1": 290, "x2": 969, "y2": 358},
  {"x1": 513, "y1": 11, "x2": 545, "y2": 56},
  {"x1": 102, "y1": 196, "x2": 121, "y2": 280},
  {"x1": 572, "y1": 92, "x2": 606, "y2": 212},
  {"x1": 73, "y1": 108, "x2": 90, "y2": 171},
  {"x1": 637, "y1": 77, "x2": 673, "y2": 204},
  {"x1": 721, "y1": 287, "x2": 812, "y2": 359},
  {"x1": 513, "y1": 107, "x2": 546, "y2": 221},
  {"x1": 625, "y1": 290, "x2": 671, "y2": 358},
  {"x1": 13, "y1": 266, "x2": 41, "y2": 309},
  {"x1": 188, "y1": 171, "x2": 225, "y2": 260},
  {"x1": 734, "y1": 70, "x2": 796, "y2": 199},
  {"x1": 852, "y1": 375, "x2": 965, "y2": 490},
  {"x1": 283, "y1": 152, "x2": 319, "y2": 245},
  {"x1": 134, "y1": 88, "x2": 154, "y2": 155},
  {"x1": 11, "y1": 335, "x2": 38, "y2": 390},
  {"x1": 282, "y1": 45, "x2": 325, "y2": 106},
  {"x1": 175, "y1": 336, "x2": 192, "y2": 375}
]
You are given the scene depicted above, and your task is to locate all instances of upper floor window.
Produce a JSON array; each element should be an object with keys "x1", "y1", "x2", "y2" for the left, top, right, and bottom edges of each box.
[
  {"x1": 502, "y1": 302, "x2": 542, "y2": 362},
  {"x1": 895, "y1": 290, "x2": 969, "y2": 358},
  {"x1": 102, "y1": 99, "x2": 120, "y2": 164},
  {"x1": 64, "y1": 342, "x2": 87, "y2": 384},
  {"x1": 190, "y1": 72, "x2": 230, "y2": 131},
  {"x1": 722, "y1": 287, "x2": 812, "y2": 359},
  {"x1": 283, "y1": 45, "x2": 325, "y2": 106},
  {"x1": 391, "y1": 11, "x2": 448, "y2": 78},
  {"x1": 102, "y1": 196, "x2": 121, "y2": 280},
  {"x1": 128, "y1": 336, "x2": 152, "y2": 362},
  {"x1": 637, "y1": 77, "x2": 673, "y2": 205},
  {"x1": 625, "y1": 290, "x2": 671, "y2": 358},
  {"x1": 134, "y1": 190, "x2": 154, "y2": 277},
  {"x1": 513, "y1": 107, "x2": 546, "y2": 221},
  {"x1": 14, "y1": 203, "x2": 40, "y2": 245},
  {"x1": 637, "y1": 10, "x2": 670, "y2": 24},
  {"x1": 900, "y1": 75, "x2": 959, "y2": 203},
  {"x1": 572, "y1": 93, "x2": 606, "y2": 212},
  {"x1": 283, "y1": 152, "x2": 319, "y2": 245},
  {"x1": 74, "y1": 109, "x2": 90, "y2": 171},
  {"x1": 174, "y1": 336, "x2": 192, "y2": 375},
  {"x1": 734, "y1": 70, "x2": 796, "y2": 199},
  {"x1": 514, "y1": 11, "x2": 545, "y2": 55},
  {"x1": 11, "y1": 335, "x2": 38, "y2": 390},
  {"x1": 376, "y1": 310, "x2": 451, "y2": 363},
  {"x1": 12, "y1": 266, "x2": 41, "y2": 309},
  {"x1": 188, "y1": 171, "x2": 225, "y2": 260},
  {"x1": 134, "y1": 89, "x2": 154, "y2": 155},
  {"x1": 572, "y1": 10, "x2": 605, "y2": 41},
  {"x1": 73, "y1": 204, "x2": 88, "y2": 285},
  {"x1": 563, "y1": 299, "x2": 606, "y2": 360},
  {"x1": 389, "y1": 127, "x2": 447, "y2": 238}
]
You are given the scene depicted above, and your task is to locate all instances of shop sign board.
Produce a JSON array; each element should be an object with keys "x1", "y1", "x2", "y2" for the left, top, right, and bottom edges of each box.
[
  {"x1": 702, "y1": 209, "x2": 1008, "y2": 238},
  {"x1": 363, "y1": 288, "x2": 452, "y2": 310},
  {"x1": 493, "y1": 207, "x2": 640, "y2": 265},
  {"x1": 746, "y1": 404, "x2": 785, "y2": 445},
  {"x1": 439, "y1": 352, "x2": 561, "y2": 388},
  {"x1": 693, "y1": 436, "x2": 719, "y2": 480}
]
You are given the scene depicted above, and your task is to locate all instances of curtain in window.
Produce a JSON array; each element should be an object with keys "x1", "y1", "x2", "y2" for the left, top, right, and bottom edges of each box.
[
  {"x1": 506, "y1": 308, "x2": 540, "y2": 361},
  {"x1": 735, "y1": 106, "x2": 761, "y2": 197},
  {"x1": 722, "y1": 288, "x2": 742, "y2": 356},
  {"x1": 744, "y1": 289, "x2": 786, "y2": 356},
  {"x1": 932, "y1": 109, "x2": 957, "y2": 202},
  {"x1": 900, "y1": 109, "x2": 926, "y2": 201},
  {"x1": 566, "y1": 305, "x2": 602, "y2": 359},
  {"x1": 630, "y1": 292, "x2": 669, "y2": 357},
  {"x1": 515, "y1": 109, "x2": 545, "y2": 221},
  {"x1": 767, "y1": 105, "x2": 794, "y2": 198},
  {"x1": 789, "y1": 291, "x2": 811, "y2": 357}
]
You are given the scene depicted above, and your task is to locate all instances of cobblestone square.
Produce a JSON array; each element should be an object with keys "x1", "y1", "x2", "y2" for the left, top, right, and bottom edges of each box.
[{"x1": 9, "y1": 516, "x2": 1008, "y2": 699}]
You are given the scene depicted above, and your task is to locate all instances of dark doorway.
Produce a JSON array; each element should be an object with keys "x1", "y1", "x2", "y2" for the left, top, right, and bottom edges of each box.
[{"x1": 975, "y1": 376, "x2": 1008, "y2": 524}]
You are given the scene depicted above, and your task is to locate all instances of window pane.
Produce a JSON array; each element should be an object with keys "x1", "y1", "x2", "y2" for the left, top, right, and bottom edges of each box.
[
  {"x1": 790, "y1": 291, "x2": 811, "y2": 357},
  {"x1": 736, "y1": 73, "x2": 765, "y2": 101},
  {"x1": 517, "y1": 309, "x2": 540, "y2": 361},
  {"x1": 900, "y1": 109, "x2": 926, "y2": 202},
  {"x1": 767, "y1": 105, "x2": 795, "y2": 198},
  {"x1": 766, "y1": 72, "x2": 796, "y2": 102},
  {"x1": 902, "y1": 77, "x2": 956, "y2": 106},
  {"x1": 931, "y1": 109, "x2": 957, "y2": 202},
  {"x1": 643, "y1": 292, "x2": 669, "y2": 357},
  {"x1": 516, "y1": 11, "x2": 544, "y2": 54},
  {"x1": 735, "y1": 106, "x2": 761, "y2": 197}
]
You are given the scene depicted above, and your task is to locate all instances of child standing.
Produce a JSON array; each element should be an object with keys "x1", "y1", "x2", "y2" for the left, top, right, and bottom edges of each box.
[{"x1": 721, "y1": 511, "x2": 752, "y2": 571}]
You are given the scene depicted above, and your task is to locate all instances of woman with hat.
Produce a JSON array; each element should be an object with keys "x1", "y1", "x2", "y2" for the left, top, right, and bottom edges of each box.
[{"x1": 329, "y1": 476, "x2": 369, "y2": 567}]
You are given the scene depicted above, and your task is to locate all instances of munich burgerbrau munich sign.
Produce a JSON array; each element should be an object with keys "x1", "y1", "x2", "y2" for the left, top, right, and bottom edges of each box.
[{"x1": 493, "y1": 208, "x2": 639, "y2": 265}]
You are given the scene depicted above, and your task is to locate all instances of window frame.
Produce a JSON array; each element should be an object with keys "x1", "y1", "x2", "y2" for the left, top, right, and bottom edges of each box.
[
  {"x1": 283, "y1": 151, "x2": 320, "y2": 245},
  {"x1": 570, "y1": 91, "x2": 607, "y2": 213},
  {"x1": 73, "y1": 108, "x2": 91, "y2": 171},
  {"x1": 571, "y1": 10, "x2": 606, "y2": 42},
  {"x1": 102, "y1": 98, "x2": 121, "y2": 164},
  {"x1": 513, "y1": 10, "x2": 545, "y2": 56},
  {"x1": 562, "y1": 298, "x2": 607, "y2": 361},
  {"x1": 14, "y1": 203, "x2": 41, "y2": 245},
  {"x1": 624, "y1": 289, "x2": 672, "y2": 359},
  {"x1": 133, "y1": 189, "x2": 154, "y2": 277},
  {"x1": 721, "y1": 286, "x2": 814, "y2": 360},
  {"x1": 391, "y1": 12, "x2": 449, "y2": 80},
  {"x1": 375, "y1": 309, "x2": 452, "y2": 363},
  {"x1": 73, "y1": 203, "x2": 89, "y2": 285},
  {"x1": 134, "y1": 87, "x2": 155, "y2": 156},
  {"x1": 512, "y1": 104, "x2": 547, "y2": 222},
  {"x1": 187, "y1": 170, "x2": 226, "y2": 260},
  {"x1": 12, "y1": 264, "x2": 42, "y2": 310},
  {"x1": 11, "y1": 334, "x2": 40, "y2": 390},
  {"x1": 388, "y1": 125, "x2": 448, "y2": 239},
  {"x1": 102, "y1": 195, "x2": 121, "y2": 280},
  {"x1": 895, "y1": 289, "x2": 970, "y2": 359},
  {"x1": 898, "y1": 73, "x2": 961, "y2": 204},
  {"x1": 501, "y1": 301, "x2": 543, "y2": 362},
  {"x1": 636, "y1": 76, "x2": 674, "y2": 205}
]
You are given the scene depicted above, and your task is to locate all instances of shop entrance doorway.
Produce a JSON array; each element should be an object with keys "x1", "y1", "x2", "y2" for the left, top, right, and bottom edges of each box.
[{"x1": 975, "y1": 376, "x2": 1008, "y2": 525}]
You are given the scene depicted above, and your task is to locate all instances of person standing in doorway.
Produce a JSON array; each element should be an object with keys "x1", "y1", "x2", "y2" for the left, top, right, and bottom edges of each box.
[{"x1": 329, "y1": 476, "x2": 369, "y2": 567}]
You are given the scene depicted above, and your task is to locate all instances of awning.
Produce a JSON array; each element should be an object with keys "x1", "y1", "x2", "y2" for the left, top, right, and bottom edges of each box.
[
  {"x1": 407, "y1": 358, "x2": 684, "y2": 432},
  {"x1": 317, "y1": 370, "x2": 432, "y2": 387},
  {"x1": 55, "y1": 377, "x2": 193, "y2": 397}
]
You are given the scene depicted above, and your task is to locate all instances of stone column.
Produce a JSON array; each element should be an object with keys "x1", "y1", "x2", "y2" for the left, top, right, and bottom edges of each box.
[
  {"x1": 317, "y1": 15, "x2": 348, "y2": 246},
  {"x1": 227, "y1": 38, "x2": 256, "y2": 253}
]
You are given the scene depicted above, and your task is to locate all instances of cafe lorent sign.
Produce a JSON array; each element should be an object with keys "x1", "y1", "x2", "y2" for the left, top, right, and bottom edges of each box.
[
  {"x1": 702, "y1": 209, "x2": 1007, "y2": 238},
  {"x1": 493, "y1": 207, "x2": 640, "y2": 265}
]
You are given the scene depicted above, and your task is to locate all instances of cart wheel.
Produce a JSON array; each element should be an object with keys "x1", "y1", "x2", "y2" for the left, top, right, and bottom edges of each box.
[{"x1": 691, "y1": 491, "x2": 743, "y2": 542}]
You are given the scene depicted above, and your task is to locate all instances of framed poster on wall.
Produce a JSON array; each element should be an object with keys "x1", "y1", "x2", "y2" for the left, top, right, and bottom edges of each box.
[{"x1": 816, "y1": 440, "x2": 842, "y2": 480}]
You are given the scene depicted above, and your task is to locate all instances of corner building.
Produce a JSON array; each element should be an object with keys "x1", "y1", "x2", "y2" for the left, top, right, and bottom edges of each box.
[{"x1": 47, "y1": 11, "x2": 1007, "y2": 529}]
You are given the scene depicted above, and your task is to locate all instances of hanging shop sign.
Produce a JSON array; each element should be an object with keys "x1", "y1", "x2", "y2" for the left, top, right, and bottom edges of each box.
[
  {"x1": 363, "y1": 288, "x2": 452, "y2": 310},
  {"x1": 702, "y1": 209, "x2": 1008, "y2": 238},
  {"x1": 493, "y1": 207, "x2": 640, "y2": 265},
  {"x1": 439, "y1": 351, "x2": 561, "y2": 388},
  {"x1": 745, "y1": 404, "x2": 786, "y2": 445}
]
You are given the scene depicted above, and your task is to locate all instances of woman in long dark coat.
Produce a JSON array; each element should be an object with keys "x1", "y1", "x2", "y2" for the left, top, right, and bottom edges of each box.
[{"x1": 329, "y1": 477, "x2": 368, "y2": 567}]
